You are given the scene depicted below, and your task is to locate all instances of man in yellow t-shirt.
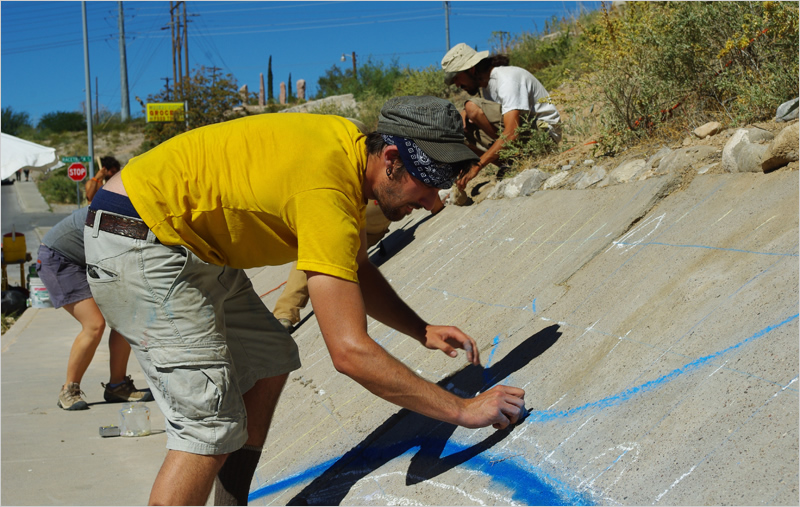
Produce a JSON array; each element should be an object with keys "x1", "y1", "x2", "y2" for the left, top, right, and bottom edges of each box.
[{"x1": 83, "y1": 96, "x2": 526, "y2": 505}]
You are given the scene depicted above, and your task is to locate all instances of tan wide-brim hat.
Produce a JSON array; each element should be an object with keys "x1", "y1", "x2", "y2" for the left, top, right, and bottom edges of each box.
[{"x1": 441, "y1": 43, "x2": 489, "y2": 75}]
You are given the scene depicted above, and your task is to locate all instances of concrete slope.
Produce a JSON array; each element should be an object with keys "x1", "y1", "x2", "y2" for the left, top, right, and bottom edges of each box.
[{"x1": 249, "y1": 171, "x2": 798, "y2": 506}]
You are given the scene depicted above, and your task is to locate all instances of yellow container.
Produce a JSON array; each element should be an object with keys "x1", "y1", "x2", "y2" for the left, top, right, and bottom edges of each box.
[{"x1": 3, "y1": 231, "x2": 27, "y2": 263}]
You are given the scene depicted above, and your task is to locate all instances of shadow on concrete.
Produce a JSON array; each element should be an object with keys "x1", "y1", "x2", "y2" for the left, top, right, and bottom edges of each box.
[
  {"x1": 293, "y1": 214, "x2": 437, "y2": 332},
  {"x1": 369, "y1": 213, "x2": 436, "y2": 268},
  {"x1": 287, "y1": 324, "x2": 562, "y2": 505},
  {"x1": 471, "y1": 180, "x2": 491, "y2": 197}
]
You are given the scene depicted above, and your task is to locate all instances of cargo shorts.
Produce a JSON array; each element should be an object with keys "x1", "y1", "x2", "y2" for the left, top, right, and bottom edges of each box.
[
  {"x1": 84, "y1": 211, "x2": 301, "y2": 455},
  {"x1": 461, "y1": 96, "x2": 562, "y2": 149}
]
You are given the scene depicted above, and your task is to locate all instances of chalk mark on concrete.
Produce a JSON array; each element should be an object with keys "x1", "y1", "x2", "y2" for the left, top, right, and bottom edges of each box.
[
  {"x1": 526, "y1": 314, "x2": 798, "y2": 424},
  {"x1": 652, "y1": 376, "x2": 799, "y2": 505}
]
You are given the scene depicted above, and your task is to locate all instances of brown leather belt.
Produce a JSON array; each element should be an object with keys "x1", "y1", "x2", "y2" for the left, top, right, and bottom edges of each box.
[{"x1": 86, "y1": 208, "x2": 150, "y2": 240}]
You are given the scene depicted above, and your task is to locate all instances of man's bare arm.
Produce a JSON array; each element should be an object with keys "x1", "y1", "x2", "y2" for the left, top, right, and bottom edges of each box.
[
  {"x1": 85, "y1": 167, "x2": 108, "y2": 202},
  {"x1": 457, "y1": 109, "x2": 522, "y2": 191},
  {"x1": 306, "y1": 270, "x2": 525, "y2": 429}
]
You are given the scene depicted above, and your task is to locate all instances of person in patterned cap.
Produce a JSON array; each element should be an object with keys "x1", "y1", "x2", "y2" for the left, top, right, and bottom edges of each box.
[{"x1": 83, "y1": 96, "x2": 527, "y2": 505}]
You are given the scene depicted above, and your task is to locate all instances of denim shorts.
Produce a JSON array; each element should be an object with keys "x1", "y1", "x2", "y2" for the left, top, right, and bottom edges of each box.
[
  {"x1": 83, "y1": 211, "x2": 301, "y2": 455},
  {"x1": 36, "y1": 245, "x2": 93, "y2": 309}
]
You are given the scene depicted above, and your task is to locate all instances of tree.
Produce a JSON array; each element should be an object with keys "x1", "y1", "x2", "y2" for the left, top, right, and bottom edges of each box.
[
  {"x1": 37, "y1": 111, "x2": 86, "y2": 133},
  {"x1": 315, "y1": 57, "x2": 404, "y2": 100},
  {"x1": 268, "y1": 55, "x2": 274, "y2": 103},
  {"x1": 1, "y1": 107, "x2": 32, "y2": 136},
  {"x1": 288, "y1": 73, "x2": 293, "y2": 102},
  {"x1": 141, "y1": 66, "x2": 240, "y2": 149}
]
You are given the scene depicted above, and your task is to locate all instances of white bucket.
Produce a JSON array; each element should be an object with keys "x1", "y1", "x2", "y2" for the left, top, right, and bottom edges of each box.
[{"x1": 29, "y1": 277, "x2": 52, "y2": 308}]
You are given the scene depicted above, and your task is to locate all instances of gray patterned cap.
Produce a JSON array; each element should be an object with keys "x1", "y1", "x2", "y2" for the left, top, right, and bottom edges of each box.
[{"x1": 377, "y1": 95, "x2": 479, "y2": 164}]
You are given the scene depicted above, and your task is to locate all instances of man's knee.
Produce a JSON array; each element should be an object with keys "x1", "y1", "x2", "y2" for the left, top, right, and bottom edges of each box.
[{"x1": 463, "y1": 100, "x2": 483, "y2": 121}]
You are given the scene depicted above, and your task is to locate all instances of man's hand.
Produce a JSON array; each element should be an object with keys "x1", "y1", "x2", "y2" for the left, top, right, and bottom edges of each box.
[
  {"x1": 456, "y1": 163, "x2": 482, "y2": 191},
  {"x1": 458, "y1": 385, "x2": 526, "y2": 429},
  {"x1": 422, "y1": 325, "x2": 480, "y2": 365},
  {"x1": 96, "y1": 166, "x2": 110, "y2": 181}
]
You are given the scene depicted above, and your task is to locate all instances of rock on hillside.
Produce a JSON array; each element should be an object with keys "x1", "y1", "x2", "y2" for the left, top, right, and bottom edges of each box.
[{"x1": 456, "y1": 119, "x2": 799, "y2": 206}]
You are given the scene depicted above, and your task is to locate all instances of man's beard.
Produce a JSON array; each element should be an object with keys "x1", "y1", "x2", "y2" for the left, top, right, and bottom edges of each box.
[
  {"x1": 374, "y1": 178, "x2": 415, "y2": 221},
  {"x1": 460, "y1": 73, "x2": 480, "y2": 95}
]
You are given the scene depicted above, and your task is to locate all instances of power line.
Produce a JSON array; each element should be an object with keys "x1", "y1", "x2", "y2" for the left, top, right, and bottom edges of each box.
[
  {"x1": 132, "y1": 1, "x2": 347, "y2": 16},
  {"x1": 184, "y1": 13, "x2": 442, "y2": 37},
  {"x1": 191, "y1": 7, "x2": 440, "y2": 32}
]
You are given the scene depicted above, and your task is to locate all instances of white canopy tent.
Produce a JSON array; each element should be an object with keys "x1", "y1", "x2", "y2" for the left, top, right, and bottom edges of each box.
[{"x1": 1, "y1": 133, "x2": 63, "y2": 180}]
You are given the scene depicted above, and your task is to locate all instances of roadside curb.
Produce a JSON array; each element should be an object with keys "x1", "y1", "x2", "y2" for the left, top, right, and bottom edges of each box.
[{"x1": 1, "y1": 307, "x2": 39, "y2": 353}]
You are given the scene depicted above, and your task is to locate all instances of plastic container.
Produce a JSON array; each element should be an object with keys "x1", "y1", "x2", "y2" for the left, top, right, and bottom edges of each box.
[
  {"x1": 2, "y1": 230, "x2": 26, "y2": 263},
  {"x1": 28, "y1": 276, "x2": 52, "y2": 308},
  {"x1": 119, "y1": 403, "x2": 151, "y2": 437}
]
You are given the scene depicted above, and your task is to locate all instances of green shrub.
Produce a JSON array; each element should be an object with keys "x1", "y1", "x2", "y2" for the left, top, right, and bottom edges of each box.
[
  {"x1": 37, "y1": 167, "x2": 83, "y2": 204},
  {"x1": 316, "y1": 58, "x2": 405, "y2": 100},
  {"x1": 393, "y1": 65, "x2": 456, "y2": 99},
  {"x1": 37, "y1": 111, "x2": 86, "y2": 133},
  {"x1": 1, "y1": 107, "x2": 32, "y2": 136},
  {"x1": 579, "y1": 1, "x2": 799, "y2": 153},
  {"x1": 498, "y1": 115, "x2": 559, "y2": 169}
]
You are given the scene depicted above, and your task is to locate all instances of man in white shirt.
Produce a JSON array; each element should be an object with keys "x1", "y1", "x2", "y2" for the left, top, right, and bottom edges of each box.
[{"x1": 442, "y1": 43, "x2": 562, "y2": 191}]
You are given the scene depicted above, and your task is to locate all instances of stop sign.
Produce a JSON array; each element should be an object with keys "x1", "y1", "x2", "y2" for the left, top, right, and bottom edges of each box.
[{"x1": 68, "y1": 162, "x2": 87, "y2": 182}]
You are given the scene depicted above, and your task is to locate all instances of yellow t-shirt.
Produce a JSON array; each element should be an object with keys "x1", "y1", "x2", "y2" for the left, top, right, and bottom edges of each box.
[{"x1": 122, "y1": 113, "x2": 368, "y2": 282}]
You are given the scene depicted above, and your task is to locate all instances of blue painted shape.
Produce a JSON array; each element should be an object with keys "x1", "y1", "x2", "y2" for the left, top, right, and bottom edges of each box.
[
  {"x1": 483, "y1": 335, "x2": 502, "y2": 385},
  {"x1": 485, "y1": 335, "x2": 501, "y2": 367},
  {"x1": 248, "y1": 459, "x2": 336, "y2": 502},
  {"x1": 533, "y1": 298, "x2": 537, "y2": 313},
  {"x1": 249, "y1": 444, "x2": 594, "y2": 505},
  {"x1": 528, "y1": 313, "x2": 799, "y2": 424},
  {"x1": 248, "y1": 314, "x2": 797, "y2": 506}
]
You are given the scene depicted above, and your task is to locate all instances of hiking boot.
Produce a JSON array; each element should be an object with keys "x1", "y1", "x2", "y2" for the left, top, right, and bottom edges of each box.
[
  {"x1": 277, "y1": 318, "x2": 294, "y2": 332},
  {"x1": 102, "y1": 376, "x2": 154, "y2": 403},
  {"x1": 58, "y1": 382, "x2": 89, "y2": 411}
]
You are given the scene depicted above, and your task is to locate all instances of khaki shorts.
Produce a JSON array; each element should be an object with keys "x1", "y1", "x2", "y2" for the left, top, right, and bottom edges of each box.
[
  {"x1": 84, "y1": 212, "x2": 301, "y2": 455},
  {"x1": 462, "y1": 96, "x2": 562, "y2": 148},
  {"x1": 462, "y1": 97, "x2": 503, "y2": 151}
]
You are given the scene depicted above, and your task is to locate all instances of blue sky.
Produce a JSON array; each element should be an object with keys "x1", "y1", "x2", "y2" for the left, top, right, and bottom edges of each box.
[{"x1": 1, "y1": 1, "x2": 601, "y2": 124}]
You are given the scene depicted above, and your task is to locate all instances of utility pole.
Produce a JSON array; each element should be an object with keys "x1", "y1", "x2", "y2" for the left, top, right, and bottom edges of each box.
[
  {"x1": 170, "y1": 1, "x2": 186, "y2": 97},
  {"x1": 81, "y1": 1, "x2": 95, "y2": 182},
  {"x1": 162, "y1": 77, "x2": 171, "y2": 96},
  {"x1": 341, "y1": 52, "x2": 357, "y2": 79},
  {"x1": 175, "y1": 5, "x2": 182, "y2": 94},
  {"x1": 208, "y1": 66, "x2": 221, "y2": 85},
  {"x1": 183, "y1": 1, "x2": 188, "y2": 81},
  {"x1": 119, "y1": 0, "x2": 130, "y2": 121},
  {"x1": 499, "y1": 31, "x2": 509, "y2": 53},
  {"x1": 443, "y1": 1, "x2": 451, "y2": 51},
  {"x1": 170, "y1": 2, "x2": 177, "y2": 100}
]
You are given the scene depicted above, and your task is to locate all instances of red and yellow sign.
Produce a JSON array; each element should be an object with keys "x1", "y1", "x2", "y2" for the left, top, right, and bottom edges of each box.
[{"x1": 146, "y1": 103, "x2": 186, "y2": 123}]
